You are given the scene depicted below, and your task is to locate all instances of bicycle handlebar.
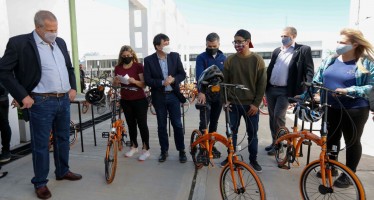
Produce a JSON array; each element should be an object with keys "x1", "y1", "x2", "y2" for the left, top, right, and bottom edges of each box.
[{"x1": 302, "y1": 82, "x2": 355, "y2": 99}]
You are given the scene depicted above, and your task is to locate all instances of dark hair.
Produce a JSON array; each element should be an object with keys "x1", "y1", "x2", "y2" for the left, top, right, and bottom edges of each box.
[
  {"x1": 206, "y1": 32, "x2": 220, "y2": 42},
  {"x1": 153, "y1": 33, "x2": 169, "y2": 50},
  {"x1": 235, "y1": 29, "x2": 251, "y2": 40}
]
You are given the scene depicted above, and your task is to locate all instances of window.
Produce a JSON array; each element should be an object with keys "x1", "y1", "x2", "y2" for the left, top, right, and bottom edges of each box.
[{"x1": 311, "y1": 50, "x2": 322, "y2": 58}]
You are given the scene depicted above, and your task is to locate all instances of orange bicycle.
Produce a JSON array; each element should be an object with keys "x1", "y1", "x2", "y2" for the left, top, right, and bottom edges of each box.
[
  {"x1": 190, "y1": 83, "x2": 266, "y2": 200},
  {"x1": 100, "y1": 85, "x2": 130, "y2": 184},
  {"x1": 273, "y1": 82, "x2": 366, "y2": 199},
  {"x1": 49, "y1": 120, "x2": 78, "y2": 151}
]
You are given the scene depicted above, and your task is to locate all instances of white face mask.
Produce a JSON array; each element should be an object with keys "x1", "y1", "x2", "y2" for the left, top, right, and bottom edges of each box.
[
  {"x1": 162, "y1": 46, "x2": 171, "y2": 54},
  {"x1": 44, "y1": 32, "x2": 57, "y2": 43}
]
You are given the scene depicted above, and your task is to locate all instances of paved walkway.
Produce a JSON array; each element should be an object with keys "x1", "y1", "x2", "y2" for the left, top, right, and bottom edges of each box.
[{"x1": 1, "y1": 101, "x2": 374, "y2": 200}]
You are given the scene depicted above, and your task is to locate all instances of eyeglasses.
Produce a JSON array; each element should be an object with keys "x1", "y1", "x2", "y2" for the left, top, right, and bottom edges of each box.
[{"x1": 232, "y1": 40, "x2": 246, "y2": 45}]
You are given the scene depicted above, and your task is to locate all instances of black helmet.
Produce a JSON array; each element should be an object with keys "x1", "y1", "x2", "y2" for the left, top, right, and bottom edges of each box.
[
  {"x1": 293, "y1": 103, "x2": 323, "y2": 123},
  {"x1": 85, "y1": 86, "x2": 105, "y2": 105},
  {"x1": 197, "y1": 65, "x2": 224, "y2": 93}
]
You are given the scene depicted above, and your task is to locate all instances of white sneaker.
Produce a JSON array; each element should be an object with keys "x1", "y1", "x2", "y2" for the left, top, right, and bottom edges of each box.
[
  {"x1": 138, "y1": 150, "x2": 150, "y2": 161},
  {"x1": 125, "y1": 147, "x2": 138, "y2": 157}
]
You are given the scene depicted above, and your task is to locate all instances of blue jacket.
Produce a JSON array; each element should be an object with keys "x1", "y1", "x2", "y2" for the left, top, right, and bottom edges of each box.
[{"x1": 195, "y1": 50, "x2": 226, "y2": 82}]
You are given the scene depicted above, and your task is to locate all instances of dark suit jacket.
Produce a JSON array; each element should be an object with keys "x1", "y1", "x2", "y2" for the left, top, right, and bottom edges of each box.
[
  {"x1": 143, "y1": 52, "x2": 186, "y2": 106},
  {"x1": 0, "y1": 32, "x2": 76, "y2": 104},
  {"x1": 266, "y1": 43, "x2": 314, "y2": 97}
]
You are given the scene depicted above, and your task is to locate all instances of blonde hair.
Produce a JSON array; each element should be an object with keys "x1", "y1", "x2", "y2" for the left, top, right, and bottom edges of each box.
[
  {"x1": 340, "y1": 28, "x2": 374, "y2": 72},
  {"x1": 117, "y1": 45, "x2": 139, "y2": 65}
]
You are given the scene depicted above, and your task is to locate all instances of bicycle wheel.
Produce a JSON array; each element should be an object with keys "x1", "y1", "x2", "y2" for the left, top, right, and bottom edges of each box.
[
  {"x1": 69, "y1": 121, "x2": 78, "y2": 147},
  {"x1": 104, "y1": 138, "x2": 118, "y2": 184},
  {"x1": 259, "y1": 100, "x2": 269, "y2": 115},
  {"x1": 220, "y1": 160, "x2": 266, "y2": 200},
  {"x1": 190, "y1": 130, "x2": 204, "y2": 169},
  {"x1": 181, "y1": 99, "x2": 190, "y2": 114},
  {"x1": 274, "y1": 127, "x2": 291, "y2": 167},
  {"x1": 300, "y1": 160, "x2": 366, "y2": 200},
  {"x1": 82, "y1": 102, "x2": 89, "y2": 114},
  {"x1": 97, "y1": 104, "x2": 107, "y2": 115}
]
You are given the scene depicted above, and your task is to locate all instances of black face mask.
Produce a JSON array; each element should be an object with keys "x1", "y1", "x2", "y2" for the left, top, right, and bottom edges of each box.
[
  {"x1": 206, "y1": 48, "x2": 218, "y2": 56},
  {"x1": 122, "y1": 57, "x2": 133, "y2": 64}
]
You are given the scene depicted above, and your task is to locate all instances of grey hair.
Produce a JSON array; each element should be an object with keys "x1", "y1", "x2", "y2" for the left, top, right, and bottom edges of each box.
[
  {"x1": 34, "y1": 10, "x2": 57, "y2": 27},
  {"x1": 206, "y1": 32, "x2": 220, "y2": 42},
  {"x1": 284, "y1": 26, "x2": 297, "y2": 36}
]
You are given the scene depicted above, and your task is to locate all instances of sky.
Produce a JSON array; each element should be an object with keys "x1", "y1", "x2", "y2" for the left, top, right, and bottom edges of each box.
[{"x1": 172, "y1": 0, "x2": 351, "y2": 49}]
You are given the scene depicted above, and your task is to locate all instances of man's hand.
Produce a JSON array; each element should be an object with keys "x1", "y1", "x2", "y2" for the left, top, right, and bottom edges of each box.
[
  {"x1": 21, "y1": 96, "x2": 34, "y2": 109},
  {"x1": 11, "y1": 99, "x2": 20, "y2": 108},
  {"x1": 247, "y1": 104, "x2": 258, "y2": 116},
  {"x1": 164, "y1": 75, "x2": 175, "y2": 86},
  {"x1": 69, "y1": 89, "x2": 77, "y2": 101},
  {"x1": 197, "y1": 93, "x2": 206, "y2": 104}
]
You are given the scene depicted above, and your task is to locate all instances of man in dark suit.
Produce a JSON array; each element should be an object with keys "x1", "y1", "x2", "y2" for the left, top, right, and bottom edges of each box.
[
  {"x1": 143, "y1": 33, "x2": 187, "y2": 163},
  {"x1": 265, "y1": 26, "x2": 314, "y2": 155},
  {"x1": 0, "y1": 10, "x2": 82, "y2": 199}
]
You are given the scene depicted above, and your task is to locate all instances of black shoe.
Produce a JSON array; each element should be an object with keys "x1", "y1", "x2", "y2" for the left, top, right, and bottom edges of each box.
[
  {"x1": 158, "y1": 152, "x2": 168, "y2": 162},
  {"x1": 212, "y1": 147, "x2": 221, "y2": 159},
  {"x1": 220, "y1": 158, "x2": 228, "y2": 168},
  {"x1": 334, "y1": 173, "x2": 353, "y2": 188},
  {"x1": 265, "y1": 144, "x2": 273, "y2": 151},
  {"x1": 267, "y1": 148, "x2": 276, "y2": 156},
  {"x1": 316, "y1": 168, "x2": 339, "y2": 178},
  {"x1": 179, "y1": 151, "x2": 187, "y2": 163},
  {"x1": 0, "y1": 152, "x2": 11, "y2": 163},
  {"x1": 250, "y1": 160, "x2": 262, "y2": 172}
]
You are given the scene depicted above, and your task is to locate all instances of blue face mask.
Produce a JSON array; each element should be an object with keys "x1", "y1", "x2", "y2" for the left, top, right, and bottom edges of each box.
[
  {"x1": 281, "y1": 37, "x2": 292, "y2": 46},
  {"x1": 336, "y1": 44, "x2": 353, "y2": 55}
]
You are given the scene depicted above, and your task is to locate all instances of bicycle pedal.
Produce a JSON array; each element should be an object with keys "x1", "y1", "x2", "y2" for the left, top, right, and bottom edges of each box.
[{"x1": 102, "y1": 132, "x2": 109, "y2": 138}]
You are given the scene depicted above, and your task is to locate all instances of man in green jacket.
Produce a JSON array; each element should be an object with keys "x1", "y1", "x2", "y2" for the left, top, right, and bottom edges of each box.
[{"x1": 221, "y1": 29, "x2": 267, "y2": 172}]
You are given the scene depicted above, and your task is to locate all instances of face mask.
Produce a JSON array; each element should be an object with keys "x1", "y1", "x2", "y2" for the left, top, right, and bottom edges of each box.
[
  {"x1": 122, "y1": 57, "x2": 133, "y2": 64},
  {"x1": 162, "y1": 46, "x2": 171, "y2": 54},
  {"x1": 44, "y1": 32, "x2": 57, "y2": 43},
  {"x1": 206, "y1": 48, "x2": 218, "y2": 56},
  {"x1": 282, "y1": 37, "x2": 292, "y2": 46},
  {"x1": 235, "y1": 43, "x2": 245, "y2": 53},
  {"x1": 336, "y1": 44, "x2": 353, "y2": 55}
]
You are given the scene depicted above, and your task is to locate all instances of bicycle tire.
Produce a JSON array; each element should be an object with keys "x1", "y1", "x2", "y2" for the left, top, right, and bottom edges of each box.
[
  {"x1": 190, "y1": 129, "x2": 204, "y2": 169},
  {"x1": 69, "y1": 121, "x2": 78, "y2": 147},
  {"x1": 274, "y1": 126, "x2": 291, "y2": 167},
  {"x1": 97, "y1": 104, "x2": 107, "y2": 115},
  {"x1": 259, "y1": 101, "x2": 269, "y2": 115},
  {"x1": 82, "y1": 102, "x2": 89, "y2": 114},
  {"x1": 181, "y1": 99, "x2": 190, "y2": 114},
  {"x1": 220, "y1": 160, "x2": 266, "y2": 200},
  {"x1": 104, "y1": 139, "x2": 118, "y2": 184},
  {"x1": 300, "y1": 159, "x2": 366, "y2": 200}
]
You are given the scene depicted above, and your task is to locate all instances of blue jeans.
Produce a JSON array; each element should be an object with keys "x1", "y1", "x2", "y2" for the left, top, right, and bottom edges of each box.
[
  {"x1": 229, "y1": 104, "x2": 259, "y2": 162},
  {"x1": 29, "y1": 94, "x2": 71, "y2": 188},
  {"x1": 154, "y1": 93, "x2": 185, "y2": 152}
]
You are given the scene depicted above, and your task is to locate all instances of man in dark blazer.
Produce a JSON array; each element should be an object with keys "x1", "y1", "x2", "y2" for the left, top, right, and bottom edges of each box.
[
  {"x1": 265, "y1": 27, "x2": 314, "y2": 155},
  {"x1": 143, "y1": 33, "x2": 187, "y2": 163},
  {"x1": 0, "y1": 10, "x2": 81, "y2": 199}
]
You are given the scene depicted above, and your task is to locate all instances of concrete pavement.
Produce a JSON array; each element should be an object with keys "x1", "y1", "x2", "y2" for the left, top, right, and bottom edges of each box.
[{"x1": 1, "y1": 100, "x2": 374, "y2": 200}]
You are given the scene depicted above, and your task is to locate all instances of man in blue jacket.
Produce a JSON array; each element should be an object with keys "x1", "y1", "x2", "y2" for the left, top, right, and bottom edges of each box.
[{"x1": 195, "y1": 33, "x2": 226, "y2": 158}]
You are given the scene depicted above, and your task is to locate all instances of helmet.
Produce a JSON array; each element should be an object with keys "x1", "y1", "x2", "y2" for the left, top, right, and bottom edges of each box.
[
  {"x1": 85, "y1": 87, "x2": 105, "y2": 105},
  {"x1": 294, "y1": 103, "x2": 323, "y2": 123},
  {"x1": 197, "y1": 65, "x2": 224, "y2": 93}
]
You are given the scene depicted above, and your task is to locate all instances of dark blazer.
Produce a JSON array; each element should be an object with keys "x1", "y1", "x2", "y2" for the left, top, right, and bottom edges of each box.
[
  {"x1": 266, "y1": 43, "x2": 314, "y2": 97},
  {"x1": 0, "y1": 32, "x2": 76, "y2": 104},
  {"x1": 143, "y1": 52, "x2": 186, "y2": 106}
]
